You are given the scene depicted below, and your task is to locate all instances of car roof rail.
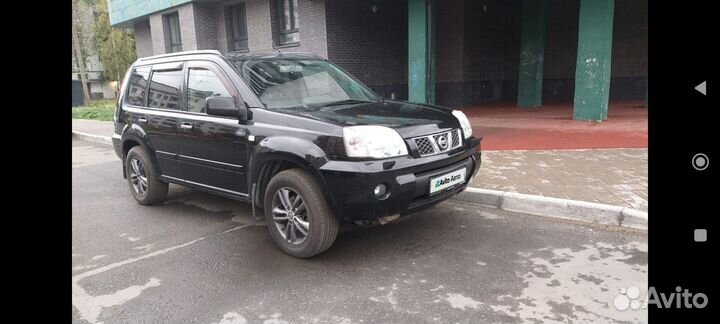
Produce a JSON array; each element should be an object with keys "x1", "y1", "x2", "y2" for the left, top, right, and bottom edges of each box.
[{"x1": 138, "y1": 50, "x2": 222, "y2": 62}]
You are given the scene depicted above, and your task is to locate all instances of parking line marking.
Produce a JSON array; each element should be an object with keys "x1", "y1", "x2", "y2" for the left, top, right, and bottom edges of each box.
[
  {"x1": 73, "y1": 224, "x2": 252, "y2": 282},
  {"x1": 72, "y1": 224, "x2": 254, "y2": 323}
]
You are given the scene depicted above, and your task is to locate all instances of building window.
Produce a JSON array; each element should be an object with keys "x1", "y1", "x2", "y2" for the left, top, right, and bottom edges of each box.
[
  {"x1": 164, "y1": 13, "x2": 182, "y2": 53},
  {"x1": 226, "y1": 4, "x2": 249, "y2": 51},
  {"x1": 277, "y1": 0, "x2": 299, "y2": 45}
]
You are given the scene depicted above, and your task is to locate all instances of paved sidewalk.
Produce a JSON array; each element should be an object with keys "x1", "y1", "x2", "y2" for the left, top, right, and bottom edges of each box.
[
  {"x1": 72, "y1": 119, "x2": 648, "y2": 211},
  {"x1": 472, "y1": 149, "x2": 648, "y2": 211}
]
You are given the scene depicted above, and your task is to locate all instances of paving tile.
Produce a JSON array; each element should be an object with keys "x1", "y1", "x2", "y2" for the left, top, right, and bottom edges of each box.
[{"x1": 473, "y1": 149, "x2": 648, "y2": 211}]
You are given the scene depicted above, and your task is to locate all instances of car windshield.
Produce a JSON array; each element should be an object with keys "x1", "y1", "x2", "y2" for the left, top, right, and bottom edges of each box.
[{"x1": 231, "y1": 58, "x2": 380, "y2": 109}]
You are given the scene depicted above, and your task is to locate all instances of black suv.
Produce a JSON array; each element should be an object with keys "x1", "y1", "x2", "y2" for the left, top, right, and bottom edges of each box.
[{"x1": 112, "y1": 50, "x2": 481, "y2": 258}]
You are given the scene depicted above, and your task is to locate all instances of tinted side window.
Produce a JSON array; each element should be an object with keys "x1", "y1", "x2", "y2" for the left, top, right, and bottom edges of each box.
[
  {"x1": 126, "y1": 67, "x2": 151, "y2": 106},
  {"x1": 187, "y1": 68, "x2": 232, "y2": 113},
  {"x1": 148, "y1": 70, "x2": 183, "y2": 110}
]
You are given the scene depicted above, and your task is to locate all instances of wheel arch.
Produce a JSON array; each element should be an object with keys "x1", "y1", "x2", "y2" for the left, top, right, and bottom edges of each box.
[
  {"x1": 120, "y1": 134, "x2": 161, "y2": 179},
  {"x1": 250, "y1": 152, "x2": 330, "y2": 208},
  {"x1": 249, "y1": 136, "x2": 333, "y2": 210}
]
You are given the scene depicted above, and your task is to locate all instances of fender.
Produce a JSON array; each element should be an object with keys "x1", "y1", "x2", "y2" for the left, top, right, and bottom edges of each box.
[
  {"x1": 248, "y1": 136, "x2": 339, "y2": 209},
  {"x1": 119, "y1": 124, "x2": 163, "y2": 179},
  {"x1": 249, "y1": 136, "x2": 330, "y2": 186}
]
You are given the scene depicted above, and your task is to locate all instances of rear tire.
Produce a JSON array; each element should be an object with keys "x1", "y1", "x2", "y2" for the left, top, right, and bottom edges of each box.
[
  {"x1": 264, "y1": 168, "x2": 339, "y2": 258},
  {"x1": 125, "y1": 146, "x2": 168, "y2": 205}
]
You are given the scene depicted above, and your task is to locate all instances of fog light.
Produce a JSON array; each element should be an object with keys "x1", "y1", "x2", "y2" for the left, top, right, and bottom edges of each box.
[{"x1": 374, "y1": 184, "x2": 388, "y2": 199}]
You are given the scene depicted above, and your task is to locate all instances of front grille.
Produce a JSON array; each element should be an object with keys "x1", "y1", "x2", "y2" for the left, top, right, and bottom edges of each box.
[
  {"x1": 412, "y1": 129, "x2": 463, "y2": 157},
  {"x1": 415, "y1": 137, "x2": 434, "y2": 156},
  {"x1": 451, "y1": 129, "x2": 460, "y2": 147}
]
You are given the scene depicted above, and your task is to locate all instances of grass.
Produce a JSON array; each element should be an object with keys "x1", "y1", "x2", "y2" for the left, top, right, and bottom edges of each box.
[{"x1": 72, "y1": 100, "x2": 116, "y2": 121}]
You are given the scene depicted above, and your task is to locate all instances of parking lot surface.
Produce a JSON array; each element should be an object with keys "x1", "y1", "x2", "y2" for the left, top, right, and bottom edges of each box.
[{"x1": 73, "y1": 140, "x2": 647, "y2": 324}]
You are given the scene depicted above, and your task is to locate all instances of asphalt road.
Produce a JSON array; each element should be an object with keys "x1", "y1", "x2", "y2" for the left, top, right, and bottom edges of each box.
[{"x1": 72, "y1": 139, "x2": 648, "y2": 324}]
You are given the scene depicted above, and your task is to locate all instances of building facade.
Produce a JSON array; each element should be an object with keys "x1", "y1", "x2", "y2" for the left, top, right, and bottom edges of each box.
[{"x1": 109, "y1": 0, "x2": 647, "y2": 120}]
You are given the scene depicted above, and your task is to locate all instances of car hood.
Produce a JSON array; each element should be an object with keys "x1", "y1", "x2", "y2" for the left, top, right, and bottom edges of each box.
[{"x1": 273, "y1": 100, "x2": 460, "y2": 138}]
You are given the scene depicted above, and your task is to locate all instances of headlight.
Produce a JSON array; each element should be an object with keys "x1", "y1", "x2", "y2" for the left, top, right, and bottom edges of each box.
[
  {"x1": 343, "y1": 126, "x2": 408, "y2": 158},
  {"x1": 452, "y1": 110, "x2": 473, "y2": 139}
]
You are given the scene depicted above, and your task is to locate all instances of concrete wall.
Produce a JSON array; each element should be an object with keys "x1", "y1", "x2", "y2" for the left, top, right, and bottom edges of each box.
[
  {"x1": 609, "y1": 0, "x2": 648, "y2": 99},
  {"x1": 435, "y1": 0, "x2": 520, "y2": 106},
  {"x1": 266, "y1": 0, "x2": 328, "y2": 56},
  {"x1": 134, "y1": 21, "x2": 154, "y2": 58},
  {"x1": 214, "y1": 0, "x2": 244, "y2": 53},
  {"x1": 143, "y1": 3, "x2": 199, "y2": 55},
  {"x1": 149, "y1": 13, "x2": 166, "y2": 55},
  {"x1": 326, "y1": 0, "x2": 408, "y2": 99},
  {"x1": 445, "y1": 0, "x2": 647, "y2": 106},
  {"x1": 244, "y1": 0, "x2": 274, "y2": 52},
  {"x1": 540, "y1": 0, "x2": 648, "y2": 101},
  {"x1": 177, "y1": 3, "x2": 198, "y2": 51},
  {"x1": 89, "y1": 81, "x2": 117, "y2": 99},
  {"x1": 436, "y1": 0, "x2": 465, "y2": 107},
  {"x1": 193, "y1": 2, "x2": 220, "y2": 50},
  {"x1": 296, "y1": 0, "x2": 328, "y2": 57},
  {"x1": 541, "y1": 0, "x2": 580, "y2": 100}
]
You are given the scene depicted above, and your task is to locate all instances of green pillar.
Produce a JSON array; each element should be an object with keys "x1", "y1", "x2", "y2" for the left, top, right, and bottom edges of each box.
[
  {"x1": 408, "y1": 0, "x2": 435, "y2": 104},
  {"x1": 517, "y1": 0, "x2": 548, "y2": 108},
  {"x1": 573, "y1": 0, "x2": 615, "y2": 121}
]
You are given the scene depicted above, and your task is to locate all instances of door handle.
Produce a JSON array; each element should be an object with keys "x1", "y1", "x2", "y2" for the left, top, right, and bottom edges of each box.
[
  {"x1": 138, "y1": 116, "x2": 148, "y2": 123},
  {"x1": 180, "y1": 122, "x2": 193, "y2": 130}
]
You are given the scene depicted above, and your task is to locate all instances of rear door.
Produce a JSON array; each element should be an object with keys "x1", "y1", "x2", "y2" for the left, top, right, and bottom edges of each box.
[
  {"x1": 122, "y1": 64, "x2": 184, "y2": 178},
  {"x1": 176, "y1": 60, "x2": 250, "y2": 196}
]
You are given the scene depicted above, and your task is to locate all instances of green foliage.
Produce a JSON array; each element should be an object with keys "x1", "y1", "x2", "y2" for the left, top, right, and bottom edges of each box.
[
  {"x1": 72, "y1": 100, "x2": 116, "y2": 121},
  {"x1": 93, "y1": 0, "x2": 136, "y2": 83}
]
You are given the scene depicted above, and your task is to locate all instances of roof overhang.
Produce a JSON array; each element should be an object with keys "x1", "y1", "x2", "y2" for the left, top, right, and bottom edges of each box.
[{"x1": 109, "y1": 0, "x2": 194, "y2": 27}]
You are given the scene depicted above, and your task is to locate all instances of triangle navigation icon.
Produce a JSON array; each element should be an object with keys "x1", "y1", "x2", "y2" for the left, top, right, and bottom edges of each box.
[{"x1": 695, "y1": 81, "x2": 706, "y2": 96}]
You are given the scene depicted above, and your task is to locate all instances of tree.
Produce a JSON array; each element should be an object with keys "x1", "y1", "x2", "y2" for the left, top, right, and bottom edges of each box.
[
  {"x1": 92, "y1": 0, "x2": 136, "y2": 86},
  {"x1": 72, "y1": 22, "x2": 91, "y2": 104},
  {"x1": 72, "y1": 0, "x2": 91, "y2": 104}
]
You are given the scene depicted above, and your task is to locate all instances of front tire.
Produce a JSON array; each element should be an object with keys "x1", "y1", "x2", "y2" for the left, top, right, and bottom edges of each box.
[
  {"x1": 125, "y1": 146, "x2": 168, "y2": 205},
  {"x1": 264, "y1": 169, "x2": 339, "y2": 258}
]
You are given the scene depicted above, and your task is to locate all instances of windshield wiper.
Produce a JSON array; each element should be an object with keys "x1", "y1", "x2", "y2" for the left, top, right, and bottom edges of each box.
[{"x1": 322, "y1": 99, "x2": 376, "y2": 107}]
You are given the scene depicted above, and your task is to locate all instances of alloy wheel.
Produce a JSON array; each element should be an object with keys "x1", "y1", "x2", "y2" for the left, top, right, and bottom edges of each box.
[
  {"x1": 271, "y1": 187, "x2": 309, "y2": 244},
  {"x1": 129, "y1": 157, "x2": 148, "y2": 196}
]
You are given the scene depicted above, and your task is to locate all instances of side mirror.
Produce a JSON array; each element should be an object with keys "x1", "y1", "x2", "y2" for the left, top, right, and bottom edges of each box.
[{"x1": 206, "y1": 96, "x2": 248, "y2": 121}]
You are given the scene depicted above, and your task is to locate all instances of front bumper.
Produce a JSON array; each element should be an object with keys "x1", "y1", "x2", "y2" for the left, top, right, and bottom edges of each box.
[{"x1": 319, "y1": 137, "x2": 481, "y2": 222}]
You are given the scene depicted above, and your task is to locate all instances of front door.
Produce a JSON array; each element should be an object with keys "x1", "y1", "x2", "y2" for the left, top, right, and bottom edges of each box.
[{"x1": 177, "y1": 60, "x2": 250, "y2": 196}]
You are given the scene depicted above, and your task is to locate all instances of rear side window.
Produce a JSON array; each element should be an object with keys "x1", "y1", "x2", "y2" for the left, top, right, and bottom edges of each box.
[
  {"x1": 148, "y1": 70, "x2": 183, "y2": 110},
  {"x1": 126, "y1": 67, "x2": 151, "y2": 106}
]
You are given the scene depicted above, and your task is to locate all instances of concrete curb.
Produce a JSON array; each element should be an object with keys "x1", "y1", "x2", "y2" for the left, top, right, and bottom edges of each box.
[
  {"x1": 70, "y1": 131, "x2": 648, "y2": 230},
  {"x1": 72, "y1": 131, "x2": 112, "y2": 146},
  {"x1": 456, "y1": 187, "x2": 648, "y2": 230}
]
